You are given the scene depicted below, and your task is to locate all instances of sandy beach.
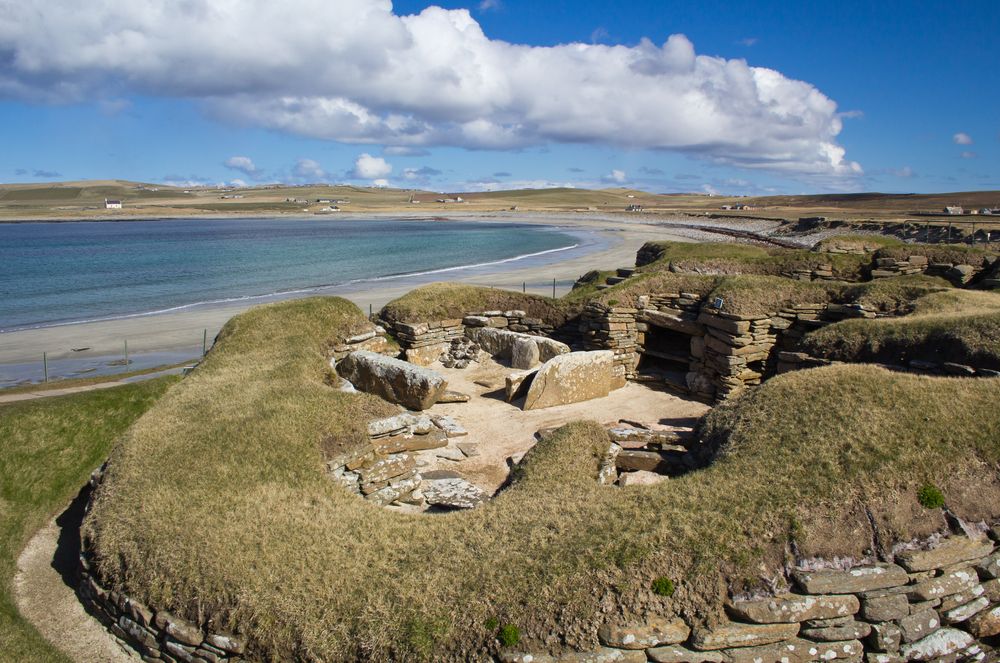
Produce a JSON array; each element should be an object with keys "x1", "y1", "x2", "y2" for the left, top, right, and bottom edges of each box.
[{"x1": 0, "y1": 213, "x2": 733, "y2": 384}]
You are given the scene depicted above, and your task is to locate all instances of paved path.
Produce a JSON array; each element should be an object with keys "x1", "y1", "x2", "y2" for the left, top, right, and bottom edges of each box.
[{"x1": 0, "y1": 366, "x2": 188, "y2": 405}]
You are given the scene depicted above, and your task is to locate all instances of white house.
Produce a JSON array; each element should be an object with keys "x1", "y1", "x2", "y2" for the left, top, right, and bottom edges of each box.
[
  {"x1": 104, "y1": 199, "x2": 122, "y2": 209},
  {"x1": 944, "y1": 206, "x2": 964, "y2": 215}
]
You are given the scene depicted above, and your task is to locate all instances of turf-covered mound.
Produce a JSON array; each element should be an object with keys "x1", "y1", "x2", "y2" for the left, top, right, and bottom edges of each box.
[
  {"x1": 802, "y1": 289, "x2": 1000, "y2": 369},
  {"x1": 85, "y1": 297, "x2": 1000, "y2": 660},
  {"x1": 380, "y1": 282, "x2": 575, "y2": 327},
  {"x1": 634, "y1": 241, "x2": 872, "y2": 280}
]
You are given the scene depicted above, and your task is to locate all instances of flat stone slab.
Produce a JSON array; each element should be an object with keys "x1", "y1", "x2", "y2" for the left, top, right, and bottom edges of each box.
[
  {"x1": 690, "y1": 620, "x2": 799, "y2": 650},
  {"x1": 793, "y1": 563, "x2": 908, "y2": 594},
  {"x1": 505, "y1": 370, "x2": 537, "y2": 402},
  {"x1": 895, "y1": 536, "x2": 995, "y2": 572},
  {"x1": 465, "y1": 326, "x2": 569, "y2": 362},
  {"x1": 430, "y1": 414, "x2": 467, "y2": 437},
  {"x1": 422, "y1": 477, "x2": 487, "y2": 509},
  {"x1": 728, "y1": 593, "x2": 858, "y2": 624},
  {"x1": 523, "y1": 350, "x2": 616, "y2": 411},
  {"x1": 722, "y1": 638, "x2": 863, "y2": 663},
  {"x1": 906, "y1": 567, "x2": 978, "y2": 601},
  {"x1": 598, "y1": 617, "x2": 689, "y2": 649},
  {"x1": 647, "y1": 645, "x2": 724, "y2": 662},
  {"x1": 899, "y1": 627, "x2": 974, "y2": 661}
]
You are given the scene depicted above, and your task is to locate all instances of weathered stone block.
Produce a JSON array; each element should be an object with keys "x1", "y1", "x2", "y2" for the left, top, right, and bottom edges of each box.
[
  {"x1": 940, "y1": 595, "x2": 989, "y2": 624},
  {"x1": 154, "y1": 611, "x2": 203, "y2": 647},
  {"x1": 866, "y1": 622, "x2": 901, "y2": 653},
  {"x1": 906, "y1": 567, "x2": 978, "y2": 601},
  {"x1": 896, "y1": 609, "x2": 940, "y2": 643},
  {"x1": 597, "y1": 617, "x2": 689, "y2": 649},
  {"x1": 793, "y1": 563, "x2": 909, "y2": 594},
  {"x1": 505, "y1": 370, "x2": 536, "y2": 402},
  {"x1": 721, "y1": 638, "x2": 862, "y2": 663},
  {"x1": 728, "y1": 593, "x2": 859, "y2": 624},
  {"x1": 405, "y1": 342, "x2": 449, "y2": 366},
  {"x1": 689, "y1": 620, "x2": 799, "y2": 650},
  {"x1": 965, "y1": 603, "x2": 1000, "y2": 638},
  {"x1": 511, "y1": 337, "x2": 540, "y2": 369},
  {"x1": 895, "y1": 537, "x2": 994, "y2": 572},
  {"x1": 556, "y1": 648, "x2": 645, "y2": 663},
  {"x1": 523, "y1": 351, "x2": 617, "y2": 411},
  {"x1": 338, "y1": 351, "x2": 448, "y2": 410},
  {"x1": 205, "y1": 631, "x2": 246, "y2": 654},
  {"x1": 647, "y1": 644, "x2": 724, "y2": 662},
  {"x1": 860, "y1": 593, "x2": 909, "y2": 622},
  {"x1": 800, "y1": 620, "x2": 870, "y2": 642},
  {"x1": 899, "y1": 627, "x2": 973, "y2": 661},
  {"x1": 373, "y1": 429, "x2": 449, "y2": 454},
  {"x1": 359, "y1": 454, "x2": 415, "y2": 485}
]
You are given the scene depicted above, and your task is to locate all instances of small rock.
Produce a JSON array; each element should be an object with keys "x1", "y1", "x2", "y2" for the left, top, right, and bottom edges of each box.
[
  {"x1": 728, "y1": 593, "x2": 859, "y2": 624},
  {"x1": 689, "y1": 620, "x2": 799, "y2": 650},
  {"x1": 897, "y1": 609, "x2": 940, "y2": 643},
  {"x1": 430, "y1": 414, "x2": 467, "y2": 437},
  {"x1": 422, "y1": 477, "x2": 487, "y2": 509},
  {"x1": 793, "y1": 563, "x2": 908, "y2": 594},
  {"x1": 895, "y1": 536, "x2": 995, "y2": 572},
  {"x1": 899, "y1": 627, "x2": 973, "y2": 661},
  {"x1": 456, "y1": 443, "x2": 480, "y2": 458},
  {"x1": 597, "y1": 617, "x2": 690, "y2": 649},
  {"x1": 965, "y1": 603, "x2": 1000, "y2": 638},
  {"x1": 617, "y1": 471, "x2": 668, "y2": 487},
  {"x1": 437, "y1": 390, "x2": 470, "y2": 403}
]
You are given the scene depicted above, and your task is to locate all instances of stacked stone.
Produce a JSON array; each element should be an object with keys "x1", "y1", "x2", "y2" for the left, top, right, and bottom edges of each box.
[
  {"x1": 870, "y1": 255, "x2": 930, "y2": 279},
  {"x1": 79, "y1": 467, "x2": 248, "y2": 663},
  {"x1": 782, "y1": 263, "x2": 843, "y2": 282},
  {"x1": 773, "y1": 302, "x2": 874, "y2": 350},
  {"x1": 391, "y1": 319, "x2": 464, "y2": 366},
  {"x1": 329, "y1": 324, "x2": 393, "y2": 361},
  {"x1": 696, "y1": 310, "x2": 777, "y2": 401},
  {"x1": 463, "y1": 310, "x2": 554, "y2": 336},
  {"x1": 604, "y1": 421, "x2": 700, "y2": 483},
  {"x1": 501, "y1": 531, "x2": 1000, "y2": 663},
  {"x1": 326, "y1": 413, "x2": 453, "y2": 507},
  {"x1": 579, "y1": 302, "x2": 639, "y2": 382},
  {"x1": 441, "y1": 336, "x2": 483, "y2": 369}
]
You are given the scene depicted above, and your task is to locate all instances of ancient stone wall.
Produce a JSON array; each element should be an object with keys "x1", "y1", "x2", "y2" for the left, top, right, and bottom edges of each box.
[{"x1": 503, "y1": 529, "x2": 1000, "y2": 663}]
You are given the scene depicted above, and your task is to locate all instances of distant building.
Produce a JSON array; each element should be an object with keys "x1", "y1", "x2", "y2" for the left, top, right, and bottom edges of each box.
[
  {"x1": 104, "y1": 199, "x2": 122, "y2": 209},
  {"x1": 944, "y1": 206, "x2": 964, "y2": 215},
  {"x1": 720, "y1": 205, "x2": 733, "y2": 210},
  {"x1": 316, "y1": 198, "x2": 333, "y2": 203},
  {"x1": 626, "y1": 204, "x2": 643, "y2": 212}
]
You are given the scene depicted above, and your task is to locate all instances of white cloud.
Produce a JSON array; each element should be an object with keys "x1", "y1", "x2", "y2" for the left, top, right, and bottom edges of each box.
[
  {"x1": 0, "y1": 0, "x2": 860, "y2": 177},
  {"x1": 229, "y1": 178, "x2": 249, "y2": 188},
  {"x1": 478, "y1": 0, "x2": 501, "y2": 11},
  {"x1": 223, "y1": 156, "x2": 261, "y2": 178},
  {"x1": 953, "y1": 132, "x2": 973, "y2": 145},
  {"x1": 372, "y1": 178, "x2": 390, "y2": 187},
  {"x1": 352, "y1": 153, "x2": 392, "y2": 179},
  {"x1": 384, "y1": 146, "x2": 430, "y2": 157},
  {"x1": 292, "y1": 158, "x2": 326, "y2": 180},
  {"x1": 737, "y1": 37, "x2": 758, "y2": 47},
  {"x1": 960, "y1": 151, "x2": 977, "y2": 159},
  {"x1": 604, "y1": 169, "x2": 627, "y2": 184}
]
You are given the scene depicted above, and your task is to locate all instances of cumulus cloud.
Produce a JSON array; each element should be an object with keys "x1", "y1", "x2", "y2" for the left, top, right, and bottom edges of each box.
[
  {"x1": 953, "y1": 132, "x2": 973, "y2": 145},
  {"x1": 292, "y1": 158, "x2": 327, "y2": 180},
  {"x1": 0, "y1": 0, "x2": 860, "y2": 177},
  {"x1": 223, "y1": 156, "x2": 261, "y2": 178},
  {"x1": 352, "y1": 153, "x2": 392, "y2": 179}
]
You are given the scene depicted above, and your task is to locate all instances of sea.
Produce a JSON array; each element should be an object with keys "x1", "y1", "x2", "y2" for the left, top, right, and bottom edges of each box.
[{"x1": 0, "y1": 216, "x2": 586, "y2": 333}]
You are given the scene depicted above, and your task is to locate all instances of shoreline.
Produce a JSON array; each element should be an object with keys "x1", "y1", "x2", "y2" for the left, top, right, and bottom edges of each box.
[{"x1": 0, "y1": 212, "x2": 727, "y2": 385}]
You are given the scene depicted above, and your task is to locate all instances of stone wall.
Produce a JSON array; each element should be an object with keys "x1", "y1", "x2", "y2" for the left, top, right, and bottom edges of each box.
[
  {"x1": 503, "y1": 529, "x2": 1000, "y2": 663},
  {"x1": 79, "y1": 466, "x2": 248, "y2": 663}
]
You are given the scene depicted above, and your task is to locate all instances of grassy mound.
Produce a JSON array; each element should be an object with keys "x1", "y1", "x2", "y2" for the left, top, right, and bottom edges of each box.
[
  {"x1": 85, "y1": 297, "x2": 1000, "y2": 660},
  {"x1": 0, "y1": 378, "x2": 176, "y2": 662},
  {"x1": 379, "y1": 282, "x2": 576, "y2": 327},
  {"x1": 802, "y1": 289, "x2": 1000, "y2": 369},
  {"x1": 634, "y1": 241, "x2": 871, "y2": 281}
]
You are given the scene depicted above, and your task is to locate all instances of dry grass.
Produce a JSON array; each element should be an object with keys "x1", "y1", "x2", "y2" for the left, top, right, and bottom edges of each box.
[
  {"x1": 379, "y1": 282, "x2": 577, "y2": 326},
  {"x1": 803, "y1": 289, "x2": 1000, "y2": 368},
  {"x1": 84, "y1": 295, "x2": 1000, "y2": 661}
]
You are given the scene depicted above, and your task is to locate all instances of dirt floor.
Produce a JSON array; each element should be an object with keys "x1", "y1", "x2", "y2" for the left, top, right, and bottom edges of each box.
[
  {"x1": 416, "y1": 356, "x2": 711, "y2": 493},
  {"x1": 14, "y1": 492, "x2": 136, "y2": 662}
]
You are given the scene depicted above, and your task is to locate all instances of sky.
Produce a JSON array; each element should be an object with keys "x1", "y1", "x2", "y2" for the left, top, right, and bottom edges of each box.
[{"x1": 0, "y1": 0, "x2": 997, "y2": 195}]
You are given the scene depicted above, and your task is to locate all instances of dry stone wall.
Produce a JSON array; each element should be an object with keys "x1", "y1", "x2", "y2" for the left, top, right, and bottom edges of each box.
[{"x1": 502, "y1": 529, "x2": 1000, "y2": 663}]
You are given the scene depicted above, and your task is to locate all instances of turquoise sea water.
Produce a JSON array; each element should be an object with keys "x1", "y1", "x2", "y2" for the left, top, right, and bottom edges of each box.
[{"x1": 0, "y1": 217, "x2": 581, "y2": 332}]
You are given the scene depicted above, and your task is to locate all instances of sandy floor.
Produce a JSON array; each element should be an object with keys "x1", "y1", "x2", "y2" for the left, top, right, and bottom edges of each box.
[
  {"x1": 0, "y1": 212, "x2": 726, "y2": 371},
  {"x1": 418, "y1": 356, "x2": 710, "y2": 493},
  {"x1": 15, "y1": 505, "x2": 136, "y2": 662}
]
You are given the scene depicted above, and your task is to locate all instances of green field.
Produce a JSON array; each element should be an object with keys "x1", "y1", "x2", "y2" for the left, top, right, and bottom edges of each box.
[{"x1": 0, "y1": 378, "x2": 177, "y2": 662}]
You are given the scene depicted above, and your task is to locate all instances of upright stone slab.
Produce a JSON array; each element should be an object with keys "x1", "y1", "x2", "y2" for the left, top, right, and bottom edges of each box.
[
  {"x1": 523, "y1": 350, "x2": 616, "y2": 411},
  {"x1": 511, "y1": 336, "x2": 540, "y2": 369},
  {"x1": 337, "y1": 351, "x2": 447, "y2": 411}
]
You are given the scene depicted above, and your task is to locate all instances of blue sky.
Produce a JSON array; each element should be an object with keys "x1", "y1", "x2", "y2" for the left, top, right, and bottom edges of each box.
[{"x1": 0, "y1": 0, "x2": 997, "y2": 194}]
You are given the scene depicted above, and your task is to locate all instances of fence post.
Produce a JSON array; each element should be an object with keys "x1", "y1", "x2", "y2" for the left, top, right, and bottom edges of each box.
[
  {"x1": 123, "y1": 340, "x2": 128, "y2": 372},
  {"x1": 43, "y1": 352, "x2": 48, "y2": 383},
  {"x1": 552, "y1": 278, "x2": 556, "y2": 299},
  {"x1": 203, "y1": 329, "x2": 208, "y2": 357},
  {"x1": 522, "y1": 281, "x2": 526, "y2": 293}
]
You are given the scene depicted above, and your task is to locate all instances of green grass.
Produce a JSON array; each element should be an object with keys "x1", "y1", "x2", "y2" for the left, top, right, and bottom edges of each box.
[
  {"x1": 82, "y1": 297, "x2": 1000, "y2": 660},
  {"x1": 0, "y1": 377, "x2": 177, "y2": 662}
]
